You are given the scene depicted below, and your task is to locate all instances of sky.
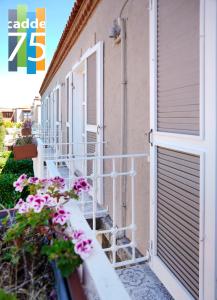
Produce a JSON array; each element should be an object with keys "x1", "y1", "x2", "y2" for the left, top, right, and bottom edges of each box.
[{"x1": 0, "y1": 0, "x2": 75, "y2": 108}]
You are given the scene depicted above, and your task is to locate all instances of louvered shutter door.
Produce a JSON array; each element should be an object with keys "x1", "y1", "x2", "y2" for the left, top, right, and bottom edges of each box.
[
  {"x1": 150, "y1": 1, "x2": 201, "y2": 299},
  {"x1": 157, "y1": 147, "x2": 200, "y2": 299},
  {"x1": 70, "y1": 74, "x2": 74, "y2": 154},
  {"x1": 86, "y1": 52, "x2": 97, "y2": 176},
  {"x1": 56, "y1": 89, "x2": 60, "y2": 144},
  {"x1": 66, "y1": 76, "x2": 69, "y2": 154},
  {"x1": 87, "y1": 53, "x2": 97, "y2": 125},
  {"x1": 157, "y1": 0, "x2": 200, "y2": 135}
]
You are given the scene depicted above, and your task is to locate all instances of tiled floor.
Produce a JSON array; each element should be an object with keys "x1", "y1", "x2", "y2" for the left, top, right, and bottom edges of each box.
[{"x1": 116, "y1": 264, "x2": 173, "y2": 300}]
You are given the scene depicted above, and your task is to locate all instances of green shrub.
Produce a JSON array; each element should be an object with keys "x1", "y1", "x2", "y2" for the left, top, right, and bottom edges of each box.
[
  {"x1": 0, "y1": 174, "x2": 30, "y2": 208},
  {"x1": 0, "y1": 113, "x2": 3, "y2": 127},
  {"x1": 14, "y1": 122, "x2": 22, "y2": 128},
  {"x1": 3, "y1": 121, "x2": 14, "y2": 128},
  {"x1": 0, "y1": 151, "x2": 33, "y2": 208},
  {"x1": 0, "y1": 158, "x2": 7, "y2": 172},
  {"x1": 0, "y1": 151, "x2": 13, "y2": 158},
  {"x1": 15, "y1": 136, "x2": 34, "y2": 146},
  {"x1": 0, "y1": 289, "x2": 17, "y2": 300},
  {"x1": 0, "y1": 126, "x2": 5, "y2": 151},
  {"x1": 1, "y1": 158, "x2": 33, "y2": 175}
]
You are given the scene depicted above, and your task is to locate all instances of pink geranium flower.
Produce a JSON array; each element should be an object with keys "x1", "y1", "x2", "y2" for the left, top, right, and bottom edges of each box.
[
  {"x1": 73, "y1": 177, "x2": 90, "y2": 195},
  {"x1": 26, "y1": 195, "x2": 35, "y2": 203},
  {"x1": 13, "y1": 181, "x2": 23, "y2": 192},
  {"x1": 52, "y1": 206, "x2": 70, "y2": 225},
  {"x1": 42, "y1": 194, "x2": 56, "y2": 207},
  {"x1": 71, "y1": 229, "x2": 85, "y2": 244},
  {"x1": 13, "y1": 174, "x2": 28, "y2": 192},
  {"x1": 18, "y1": 202, "x2": 30, "y2": 214},
  {"x1": 15, "y1": 199, "x2": 30, "y2": 214},
  {"x1": 29, "y1": 196, "x2": 45, "y2": 213},
  {"x1": 14, "y1": 198, "x2": 24, "y2": 209},
  {"x1": 50, "y1": 176, "x2": 65, "y2": 190},
  {"x1": 28, "y1": 177, "x2": 39, "y2": 184},
  {"x1": 74, "y1": 239, "x2": 93, "y2": 259},
  {"x1": 17, "y1": 174, "x2": 27, "y2": 182}
]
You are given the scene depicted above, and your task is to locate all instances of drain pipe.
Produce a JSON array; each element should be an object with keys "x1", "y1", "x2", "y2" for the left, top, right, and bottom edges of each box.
[{"x1": 119, "y1": 17, "x2": 128, "y2": 230}]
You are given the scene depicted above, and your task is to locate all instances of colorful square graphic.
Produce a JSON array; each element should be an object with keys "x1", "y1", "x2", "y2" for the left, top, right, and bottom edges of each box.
[{"x1": 8, "y1": 5, "x2": 46, "y2": 74}]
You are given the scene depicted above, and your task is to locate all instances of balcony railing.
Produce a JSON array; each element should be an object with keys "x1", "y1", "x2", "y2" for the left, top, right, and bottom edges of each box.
[
  {"x1": 42, "y1": 159, "x2": 130, "y2": 300},
  {"x1": 46, "y1": 153, "x2": 149, "y2": 268},
  {"x1": 33, "y1": 137, "x2": 149, "y2": 298}
]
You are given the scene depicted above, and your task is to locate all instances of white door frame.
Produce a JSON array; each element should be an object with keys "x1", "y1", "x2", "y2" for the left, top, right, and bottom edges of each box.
[
  {"x1": 72, "y1": 60, "x2": 86, "y2": 173},
  {"x1": 72, "y1": 41, "x2": 104, "y2": 155},
  {"x1": 54, "y1": 85, "x2": 61, "y2": 149},
  {"x1": 72, "y1": 41, "x2": 104, "y2": 203},
  {"x1": 66, "y1": 72, "x2": 73, "y2": 156},
  {"x1": 49, "y1": 91, "x2": 54, "y2": 145},
  {"x1": 149, "y1": 1, "x2": 217, "y2": 299}
]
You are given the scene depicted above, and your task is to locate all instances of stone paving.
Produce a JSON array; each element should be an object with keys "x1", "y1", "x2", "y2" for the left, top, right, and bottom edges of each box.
[{"x1": 116, "y1": 264, "x2": 173, "y2": 300}]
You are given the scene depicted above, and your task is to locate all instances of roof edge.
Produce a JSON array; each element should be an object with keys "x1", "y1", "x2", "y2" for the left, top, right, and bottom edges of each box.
[{"x1": 40, "y1": 0, "x2": 100, "y2": 96}]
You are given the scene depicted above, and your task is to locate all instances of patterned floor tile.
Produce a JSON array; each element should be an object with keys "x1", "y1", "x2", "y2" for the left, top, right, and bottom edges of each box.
[{"x1": 116, "y1": 264, "x2": 173, "y2": 300}]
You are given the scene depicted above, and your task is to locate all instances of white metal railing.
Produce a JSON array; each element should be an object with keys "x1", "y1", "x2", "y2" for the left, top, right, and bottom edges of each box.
[
  {"x1": 37, "y1": 141, "x2": 106, "y2": 159},
  {"x1": 46, "y1": 153, "x2": 149, "y2": 268},
  {"x1": 45, "y1": 154, "x2": 131, "y2": 300},
  {"x1": 34, "y1": 129, "x2": 65, "y2": 145},
  {"x1": 33, "y1": 137, "x2": 106, "y2": 178}
]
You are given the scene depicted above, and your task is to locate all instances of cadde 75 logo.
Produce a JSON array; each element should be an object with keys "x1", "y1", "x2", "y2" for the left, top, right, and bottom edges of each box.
[{"x1": 8, "y1": 5, "x2": 46, "y2": 74}]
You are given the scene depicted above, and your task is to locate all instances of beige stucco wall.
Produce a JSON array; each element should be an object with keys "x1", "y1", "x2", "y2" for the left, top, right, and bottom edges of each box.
[{"x1": 41, "y1": 0, "x2": 150, "y2": 253}]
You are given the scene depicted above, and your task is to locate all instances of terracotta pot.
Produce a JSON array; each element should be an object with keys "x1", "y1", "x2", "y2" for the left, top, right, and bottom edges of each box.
[
  {"x1": 21, "y1": 128, "x2": 32, "y2": 136},
  {"x1": 52, "y1": 263, "x2": 86, "y2": 300},
  {"x1": 66, "y1": 270, "x2": 87, "y2": 300},
  {"x1": 13, "y1": 144, "x2": 37, "y2": 160}
]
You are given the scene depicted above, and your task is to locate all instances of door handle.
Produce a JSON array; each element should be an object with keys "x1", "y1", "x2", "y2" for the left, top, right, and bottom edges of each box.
[
  {"x1": 97, "y1": 125, "x2": 104, "y2": 134},
  {"x1": 146, "y1": 129, "x2": 153, "y2": 146}
]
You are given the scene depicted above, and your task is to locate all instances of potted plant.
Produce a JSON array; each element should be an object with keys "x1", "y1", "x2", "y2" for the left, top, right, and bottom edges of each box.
[
  {"x1": 13, "y1": 136, "x2": 37, "y2": 160},
  {"x1": 21, "y1": 119, "x2": 32, "y2": 136},
  {"x1": 0, "y1": 175, "x2": 92, "y2": 299}
]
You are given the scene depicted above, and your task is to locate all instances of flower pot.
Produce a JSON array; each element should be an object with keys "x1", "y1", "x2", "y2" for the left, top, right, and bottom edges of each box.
[
  {"x1": 52, "y1": 263, "x2": 71, "y2": 300},
  {"x1": 21, "y1": 128, "x2": 32, "y2": 136},
  {"x1": 66, "y1": 270, "x2": 87, "y2": 300},
  {"x1": 52, "y1": 263, "x2": 86, "y2": 300},
  {"x1": 13, "y1": 144, "x2": 37, "y2": 160}
]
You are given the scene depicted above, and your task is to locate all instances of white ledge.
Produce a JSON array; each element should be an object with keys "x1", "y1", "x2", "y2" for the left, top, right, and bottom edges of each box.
[{"x1": 65, "y1": 200, "x2": 130, "y2": 300}]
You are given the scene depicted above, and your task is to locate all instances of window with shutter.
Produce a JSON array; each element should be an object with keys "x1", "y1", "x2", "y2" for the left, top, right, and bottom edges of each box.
[{"x1": 157, "y1": 0, "x2": 200, "y2": 135}]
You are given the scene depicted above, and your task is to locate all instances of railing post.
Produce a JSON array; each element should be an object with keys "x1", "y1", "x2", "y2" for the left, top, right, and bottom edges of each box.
[
  {"x1": 131, "y1": 157, "x2": 136, "y2": 261},
  {"x1": 112, "y1": 158, "x2": 117, "y2": 265},
  {"x1": 92, "y1": 157, "x2": 97, "y2": 234}
]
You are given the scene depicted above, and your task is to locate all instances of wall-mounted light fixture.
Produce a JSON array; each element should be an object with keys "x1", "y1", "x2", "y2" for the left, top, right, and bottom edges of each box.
[{"x1": 109, "y1": 19, "x2": 121, "y2": 39}]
